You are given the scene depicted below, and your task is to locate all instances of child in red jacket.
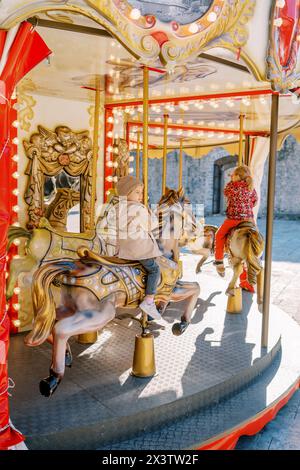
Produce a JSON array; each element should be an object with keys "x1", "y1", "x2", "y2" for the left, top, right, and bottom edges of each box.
[{"x1": 214, "y1": 165, "x2": 258, "y2": 277}]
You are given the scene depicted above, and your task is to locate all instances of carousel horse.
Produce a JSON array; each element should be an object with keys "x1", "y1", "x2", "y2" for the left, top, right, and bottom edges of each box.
[
  {"x1": 24, "y1": 188, "x2": 201, "y2": 396},
  {"x1": 194, "y1": 220, "x2": 264, "y2": 309}
]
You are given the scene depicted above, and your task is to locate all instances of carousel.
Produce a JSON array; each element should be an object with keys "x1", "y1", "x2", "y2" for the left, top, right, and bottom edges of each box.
[{"x1": 1, "y1": 0, "x2": 300, "y2": 450}]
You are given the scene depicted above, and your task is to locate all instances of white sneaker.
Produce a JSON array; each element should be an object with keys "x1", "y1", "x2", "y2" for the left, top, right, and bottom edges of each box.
[{"x1": 139, "y1": 300, "x2": 162, "y2": 320}]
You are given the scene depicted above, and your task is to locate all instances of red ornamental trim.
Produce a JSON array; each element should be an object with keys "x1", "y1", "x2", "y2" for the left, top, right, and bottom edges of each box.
[{"x1": 198, "y1": 379, "x2": 300, "y2": 450}]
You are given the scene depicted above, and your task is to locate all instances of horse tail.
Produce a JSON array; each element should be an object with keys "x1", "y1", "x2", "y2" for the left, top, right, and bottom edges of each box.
[
  {"x1": 25, "y1": 260, "x2": 74, "y2": 347},
  {"x1": 245, "y1": 229, "x2": 264, "y2": 285},
  {"x1": 7, "y1": 225, "x2": 32, "y2": 250}
]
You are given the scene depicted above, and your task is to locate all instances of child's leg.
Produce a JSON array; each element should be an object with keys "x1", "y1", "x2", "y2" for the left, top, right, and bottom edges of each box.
[
  {"x1": 139, "y1": 258, "x2": 161, "y2": 320},
  {"x1": 139, "y1": 258, "x2": 160, "y2": 298},
  {"x1": 215, "y1": 219, "x2": 242, "y2": 261},
  {"x1": 214, "y1": 219, "x2": 242, "y2": 277}
]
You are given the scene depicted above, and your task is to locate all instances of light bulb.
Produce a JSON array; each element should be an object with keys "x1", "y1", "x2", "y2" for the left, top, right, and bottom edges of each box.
[
  {"x1": 128, "y1": 168, "x2": 134, "y2": 174},
  {"x1": 12, "y1": 137, "x2": 19, "y2": 145},
  {"x1": 106, "y1": 175, "x2": 113, "y2": 182},
  {"x1": 14, "y1": 287, "x2": 21, "y2": 294},
  {"x1": 130, "y1": 8, "x2": 141, "y2": 20},
  {"x1": 113, "y1": 176, "x2": 118, "y2": 183},
  {"x1": 107, "y1": 116, "x2": 114, "y2": 124},
  {"x1": 274, "y1": 18, "x2": 283, "y2": 27},
  {"x1": 12, "y1": 120, "x2": 19, "y2": 128},
  {"x1": 13, "y1": 319, "x2": 21, "y2": 327},
  {"x1": 13, "y1": 239, "x2": 20, "y2": 246},
  {"x1": 12, "y1": 154, "x2": 19, "y2": 162},
  {"x1": 188, "y1": 23, "x2": 199, "y2": 34},
  {"x1": 208, "y1": 12, "x2": 217, "y2": 22},
  {"x1": 12, "y1": 188, "x2": 19, "y2": 196},
  {"x1": 13, "y1": 303, "x2": 20, "y2": 311},
  {"x1": 107, "y1": 161, "x2": 113, "y2": 167},
  {"x1": 12, "y1": 205, "x2": 19, "y2": 213},
  {"x1": 107, "y1": 131, "x2": 113, "y2": 138},
  {"x1": 276, "y1": 0, "x2": 285, "y2": 7}
]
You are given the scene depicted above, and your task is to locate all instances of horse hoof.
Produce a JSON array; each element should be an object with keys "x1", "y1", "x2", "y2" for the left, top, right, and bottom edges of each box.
[
  {"x1": 39, "y1": 373, "x2": 61, "y2": 397},
  {"x1": 225, "y1": 288, "x2": 235, "y2": 297},
  {"x1": 65, "y1": 349, "x2": 73, "y2": 368},
  {"x1": 258, "y1": 303, "x2": 263, "y2": 313},
  {"x1": 172, "y1": 321, "x2": 189, "y2": 336}
]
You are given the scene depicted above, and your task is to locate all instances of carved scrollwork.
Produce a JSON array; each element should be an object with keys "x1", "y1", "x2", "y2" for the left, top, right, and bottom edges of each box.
[{"x1": 23, "y1": 125, "x2": 93, "y2": 231}]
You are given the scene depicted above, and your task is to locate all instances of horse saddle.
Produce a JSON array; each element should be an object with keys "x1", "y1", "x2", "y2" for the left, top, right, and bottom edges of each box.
[{"x1": 225, "y1": 220, "x2": 257, "y2": 251}]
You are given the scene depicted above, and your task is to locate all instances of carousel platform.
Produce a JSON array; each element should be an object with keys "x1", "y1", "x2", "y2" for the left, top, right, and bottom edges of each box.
[{"x1": 8, "y1": 254, "x2": 300, "y2": 450}]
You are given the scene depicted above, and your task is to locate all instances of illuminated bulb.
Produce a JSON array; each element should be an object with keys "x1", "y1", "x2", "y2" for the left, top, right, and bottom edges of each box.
[
  {"x1": 107, "y1": 116, "x2": 114, "y2": 124},
  {"x1": 242, "y1": 98, "x2": 251, "y2": 106},
  {"x1": 129, "y1": 156, "x2": 134, "y2": 162},
  {"x1": 5, "y1": 272, "x2": 9, "y2": 279},
  {"x1": 109, "y1": 54, "x2": 115, "y2": 61},
  {"x1": 13, "y1": 319, "x2": 21, "y2": 327},
  {"x1": 106, "y1": 190, "x2": 111, "y2": 196},
  {"x1": 208, "y1": 132, "x2": 215, "y2": 138},
  {"x1": 176, "y1": 129, "x2": 183, "y2": 136},
  {"x1": 12, "y1": 154, "x2": 19, "y2": 162},
  {"x1": 208, "y1": 12, "x2": 217, "y2": 22},
  {"x1": 13, "y1": 239, "x2": 20, "y2": 246},
  {"x1": 14, "y1": 287, "x2": 21, "y2": 295},
  {"x1": 107, "y1": 145, "x2": 113, "y2": 152},
  {"x1": 188, "y1": 120, "x2": 194, "y2": 125},
  {"x1": 274, "y1": 18, "x2": 283, "y2": 27},
  {"x1": 187, "y1": 130, "x2": 194, "y2": 136},
  {"x1": 12, "y1": 137, "x2": 19, "y2": 145},
  {"x1": 198, "y1": 121, "x2": 204, "y2": 126},
  {"x1": 13, "y1": 303, "x2": 20, "y2": 311},
  {"x1": 106, "y1": 175, "x2": 113, "y2": 182},
  {"x1": 113, "y1": 176, "x2": 118, "y2": 183},
  {"x1": 260, "y1": 96, "x2": 267, "y2": 104},
  {"x1": 155, "y1": 107, "x2": 161, "y2": 114},
  {"x1": 107, "y1": 131, "x2": 113, "y2": 138},
  {"x1": 177, "y1": 119, "x2": 183, "y2": 124},
  {"x1": 189, "y1": 23, "x2": 199, "y2": 34},
  {"x1": 12, "y1": 222, "x2": 20, "y2": 227},
  {"x1": 155, "y1": 128, "x2": 161, "y2": 134},
  {"x1": 276, "y1": 0, "x2": 285, "y2": 7},
  {"x1": 107, "y1": 161, "x2": 114, "y2": 167},
  {"x1": 155, "y1": 117, "x2": 162, "y2": 122},
  {"x1": 130, "y1": 8, "x2": 141, "y2": 20},
  {"x1": 218, "y1": 133, "x2": 225, "y2": 139},
  {"x1": 198, "y1": 103, "x2": 204, "y2": 110},
  {"x1": 138, "y1": 106, "x2": 143, "y2": 113},
  {"x1": 12, "y1": 205, "x2": 19, "y2": 213},
  {"x1": 113, "y1": 162, "x2": 119, "y2": 168},
  {"x1": 128, "y1": 168, "x2": 134, "y2": 174},
  {"x1": 12, "y1": 120, "x2": 19, "y2": 128},
  {"x1": 226, "y1": 100, "x2": 234, "y2": 108}
]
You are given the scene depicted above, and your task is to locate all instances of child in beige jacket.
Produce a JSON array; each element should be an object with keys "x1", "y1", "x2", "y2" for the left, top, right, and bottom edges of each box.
[{"x1": 101, "y1": 176, "x2": 163, "y2": 320}]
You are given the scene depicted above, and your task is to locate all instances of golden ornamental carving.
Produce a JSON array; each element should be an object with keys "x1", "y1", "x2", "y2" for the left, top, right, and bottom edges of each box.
[
  {"x1": 113, "y1": 138, "x2": 130, "y2": 179},
  {"x1": 17, "y1": 91, "x2": 36, "y2": 132},
  {"x1": 2, "y1": 1, "x2": 255, "y2": 66},
  {"x1": 45, "y1": 188, "x2": 80, "y2": 231},
  {"x1": 23, "y1": 125, "x2": 93, "y2": 231}
]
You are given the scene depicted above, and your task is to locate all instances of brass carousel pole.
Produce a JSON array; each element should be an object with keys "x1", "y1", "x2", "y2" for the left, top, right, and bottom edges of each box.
[
  {"x1": 142, "y1": 66, "x2": 149, "y2": 206},
  {"x1": 78, "y1": 76, "x2": 101, "y2": 344},
  {"x1": 262, "y1": 93, "x2": 279, "y2": 348},
  {"x1": 178, "y1": 138, "x2": 183, "y2": 189},
  {"x1": 238, "y1": 114, "x2": 245, "y2": 166},
  {"x1": 136, "y1": 130, "x2": 140, "y2": 179},
  {"x1": 162, "y1": 113, "x2": 169, "y2": 194},
  {"x1": 132, "y1": 65, "x2": 156, "y2": 378},
  {"x1": 245, "y1": 135, "x2": 250, "y2": 166}
]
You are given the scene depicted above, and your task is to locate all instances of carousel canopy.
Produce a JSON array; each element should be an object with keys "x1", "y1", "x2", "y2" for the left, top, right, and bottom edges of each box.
[{"x1": 1, "y1": 1, "x2": 300, "y2": 151}]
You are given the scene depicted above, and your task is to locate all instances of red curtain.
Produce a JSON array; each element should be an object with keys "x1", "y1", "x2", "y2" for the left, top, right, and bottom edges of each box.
[{"x1": 0, "y1": 21, "x2": 51, "y2": 450}]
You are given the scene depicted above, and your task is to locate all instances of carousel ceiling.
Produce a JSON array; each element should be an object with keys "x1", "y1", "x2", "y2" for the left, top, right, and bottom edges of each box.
[
  {"x1": 0, "y1": 0, "x2": 297, "y2": 149},
  {"x1": 17, "y1": 21, "x2": 300, "y2": 150}
]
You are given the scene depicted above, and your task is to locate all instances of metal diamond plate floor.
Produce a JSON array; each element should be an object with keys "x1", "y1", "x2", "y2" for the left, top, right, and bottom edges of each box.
[{"x1": 7, "y1": 253, "x2": 290, "y2": 450}]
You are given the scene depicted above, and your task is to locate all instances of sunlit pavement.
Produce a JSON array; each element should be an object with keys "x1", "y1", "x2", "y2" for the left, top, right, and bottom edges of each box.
[{"x1": 205, "y1": 215, "x2": 300, "y2": 450}]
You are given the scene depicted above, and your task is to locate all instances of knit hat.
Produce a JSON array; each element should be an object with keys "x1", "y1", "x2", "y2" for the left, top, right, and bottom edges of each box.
[{"x1": 116, "y1": 176, "x2": 143, "y2": 197}]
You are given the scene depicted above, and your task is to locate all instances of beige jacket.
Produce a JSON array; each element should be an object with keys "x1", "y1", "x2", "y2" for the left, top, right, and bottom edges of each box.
[{"x1": 98, "y1": 198, "x2": 161, "y2": 260}]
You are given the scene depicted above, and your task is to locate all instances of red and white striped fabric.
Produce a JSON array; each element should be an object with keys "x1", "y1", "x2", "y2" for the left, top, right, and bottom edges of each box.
[{"x1": 0, "y1": 21, "x2": 51, "y2": 450}]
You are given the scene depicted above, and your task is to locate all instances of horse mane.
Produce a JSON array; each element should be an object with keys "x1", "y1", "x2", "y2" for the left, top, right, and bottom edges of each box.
[{"x1": 158, "y1": 187, "x2": 190, "y2": 207}]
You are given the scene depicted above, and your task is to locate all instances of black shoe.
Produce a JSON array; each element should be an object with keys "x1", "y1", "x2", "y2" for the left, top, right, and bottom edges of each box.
[{"x1": 39, "y1": 370, "x2": 62, "y2": 397}]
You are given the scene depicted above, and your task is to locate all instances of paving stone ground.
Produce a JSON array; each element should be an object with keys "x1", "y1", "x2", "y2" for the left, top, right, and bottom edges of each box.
[{"x1": 206, "y1": 215, "x2": 300, "y2": 450}]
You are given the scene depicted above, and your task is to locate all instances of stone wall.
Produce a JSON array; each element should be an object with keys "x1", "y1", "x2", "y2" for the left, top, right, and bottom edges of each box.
[{"x1": 139, "y1": 135, "x2": 300, "y2": 218}]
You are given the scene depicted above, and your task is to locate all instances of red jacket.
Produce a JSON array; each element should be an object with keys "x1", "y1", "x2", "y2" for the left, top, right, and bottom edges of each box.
[{"x1": 224, "y1": 180, "x2": 257, "y2": 220}]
